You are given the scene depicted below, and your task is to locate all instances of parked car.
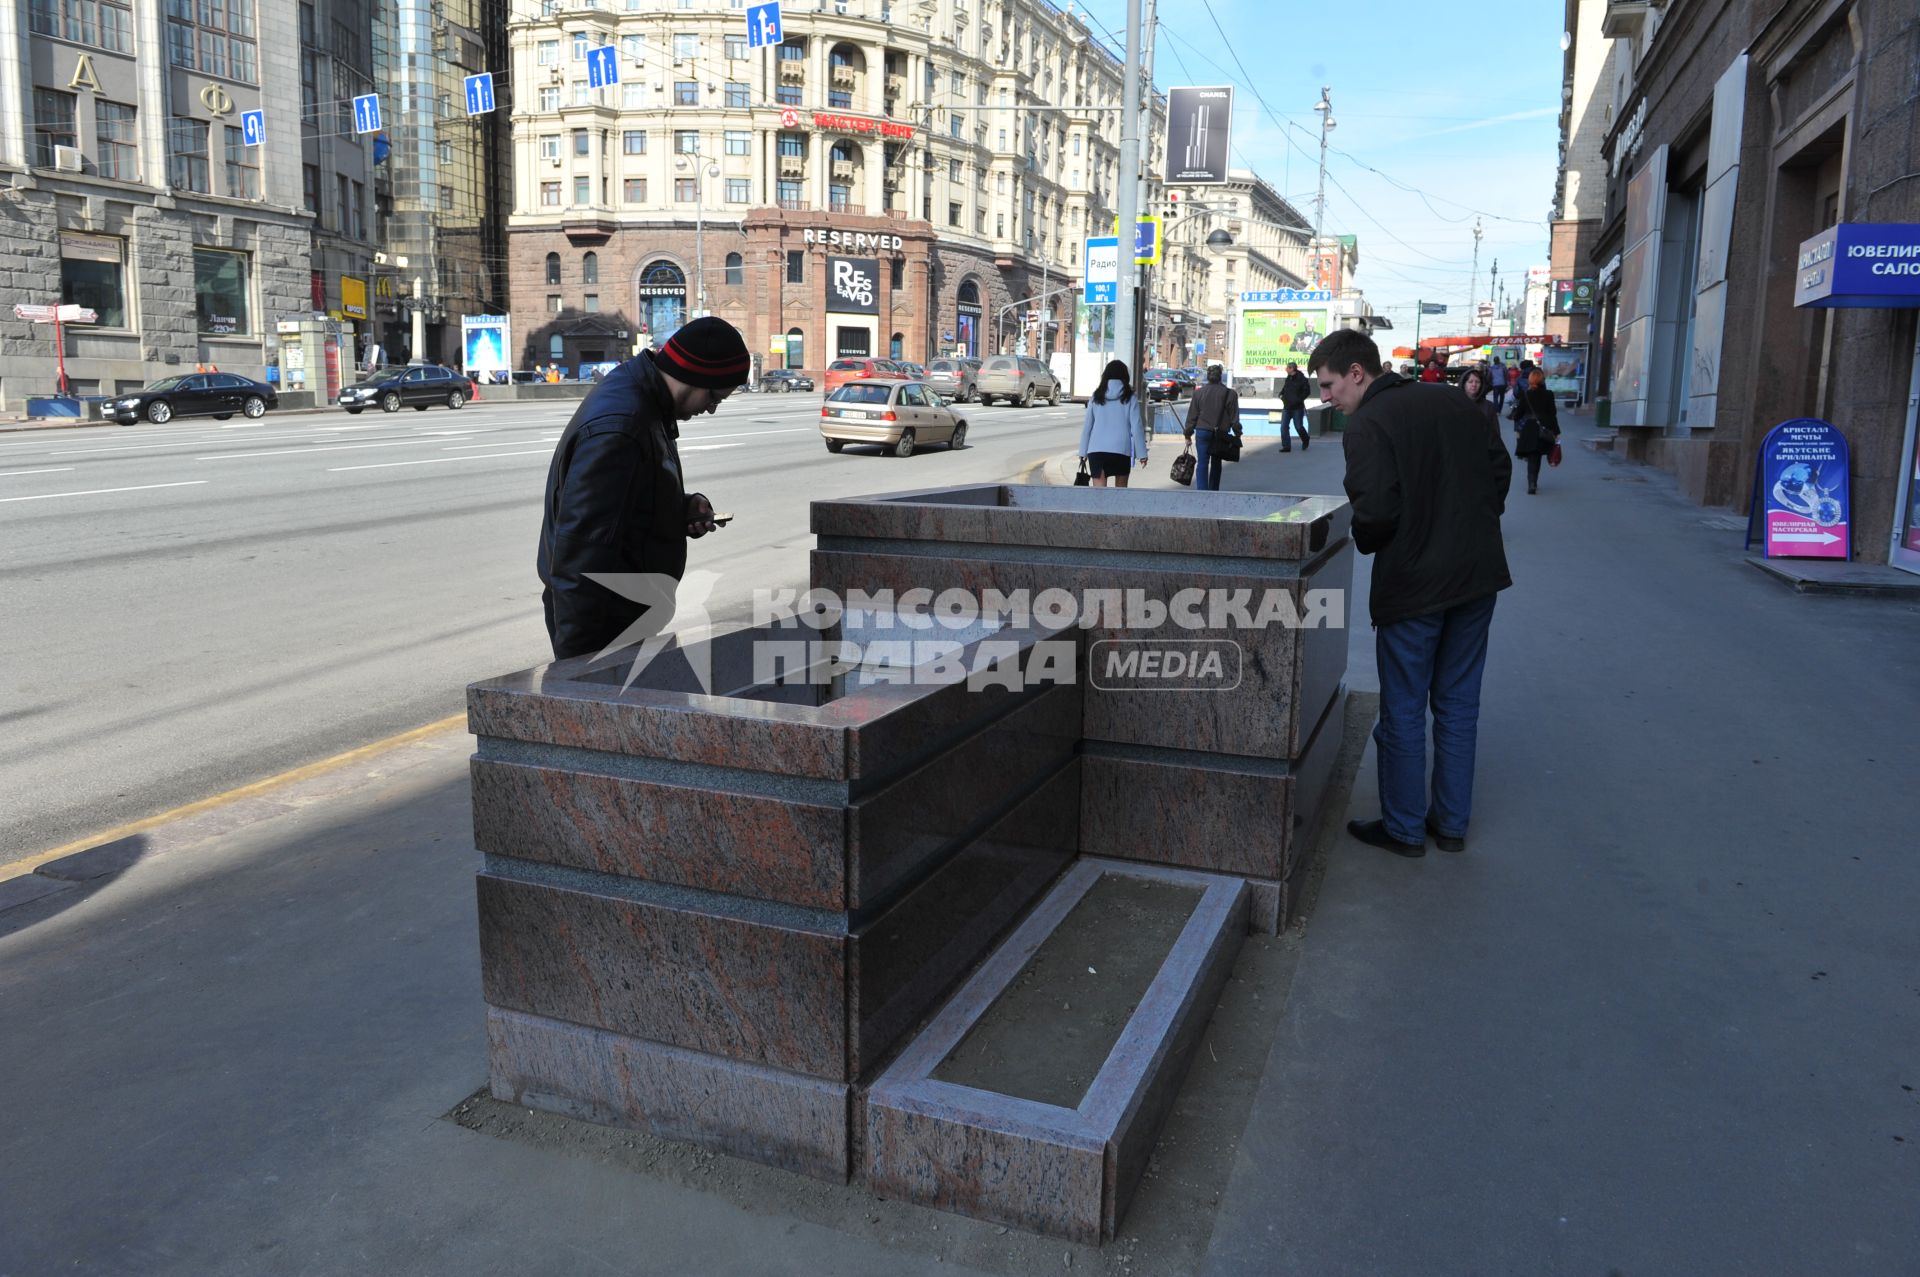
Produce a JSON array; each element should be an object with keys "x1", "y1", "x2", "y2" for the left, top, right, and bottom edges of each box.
[
  {"x1": 104, "y1": 372, "x2": 278, "y2": 426},
  {"x1": 337, "y1": 363, "x2": 473, "y2": 414},
  {"x1": 819, "y1": 378, "x2": 967, "y2": 458},
  {"x1": 823, "y1": 357, "x2": 906, "y2": 396},
  {"x1": 758, "y1": 369, "x2": 816, "y2": 393},
  {"x1": 974, "y1": 355, "x2": 1061, "y2": 407},
  {"x1": 1142, "y1": 368, "x2": 1193, "y2": 402},
  {"x1": 892, "y1": 360, "x2": 929, "y2": 381},
  {"x1": 924, "y1": 357, "x2": 981, "y2": 403}
]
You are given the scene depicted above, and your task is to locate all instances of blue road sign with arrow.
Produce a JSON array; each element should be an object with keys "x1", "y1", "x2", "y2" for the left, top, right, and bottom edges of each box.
[
  {"x1": 352, "y1": 93, "x2": 381, "y2": 134},
  {"x1": 746, "y1": 1, "x2": 782, "y2": 48},
  {"x1": 240, "y1": 109, "x2": 264, "y2": 146},
  {"x1": 586, "y1": 44, "x2": 618, "y2": 88},
  {"x1": 463, "y1": 72, "x2": 495, "y2": 115}
]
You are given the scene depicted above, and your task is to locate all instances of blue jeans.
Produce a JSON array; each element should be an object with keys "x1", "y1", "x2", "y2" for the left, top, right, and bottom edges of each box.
[
  {"x1": 1281, "y1": 407, "x2": 1307, "y2": 448},
  {"x1": 1373, "y1": 593, "x2": 1498, "y2": 844},
  {"x1": 1193, "y1": 428, "x2": 1225, "y2": 491}
]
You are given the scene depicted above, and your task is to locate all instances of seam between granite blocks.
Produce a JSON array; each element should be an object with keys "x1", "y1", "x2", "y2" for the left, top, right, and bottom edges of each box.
[
  {"x1": 1077, "y1": 738, "x2": 1294, "y2": 777},
  {"x1": 815, "y1": 536, "x2": 1309, "y2": 579}
]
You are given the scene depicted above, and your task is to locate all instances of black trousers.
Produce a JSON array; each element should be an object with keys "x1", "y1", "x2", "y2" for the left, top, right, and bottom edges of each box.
[{"x1": 1525, "y1": 453, "x2": 1543, "y2": 487}]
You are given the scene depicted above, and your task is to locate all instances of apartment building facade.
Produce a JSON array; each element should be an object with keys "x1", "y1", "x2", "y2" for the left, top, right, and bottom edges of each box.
[
  {"x1": 0, "y1": 0, "x2": 312, "y2": 405},
  {"x1": 503, "y1": 0, "x2": 1170, "y2": 376}
]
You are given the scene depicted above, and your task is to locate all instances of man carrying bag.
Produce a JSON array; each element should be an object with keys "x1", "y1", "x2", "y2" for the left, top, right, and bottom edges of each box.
[{"x1": 1182, "y1": 365, "x2": 1243, "y2": 491}]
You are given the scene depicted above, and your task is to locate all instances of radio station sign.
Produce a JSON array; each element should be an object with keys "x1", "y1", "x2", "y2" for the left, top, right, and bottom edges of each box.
[
  {"x1": 808, "y1": 111, "x2": 913, "y2": 140},
  {"x1": 1793, "y1": 223, "x2": 1920, "y2": 308}
]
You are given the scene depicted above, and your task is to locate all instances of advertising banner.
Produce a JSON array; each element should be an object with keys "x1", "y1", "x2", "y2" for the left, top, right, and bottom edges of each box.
[
  {"x1": 1550, "y1": 278, "x2": 1595, "y2": 314},
  {"x1": 1164, "y1": 85, "x2": 1233, "y2": 185},
  {"x1": 1240, "y1": 309, "x2": 1330, "y2": 372},
  {"x1": 1746, "y1": 418, "x2": 1851, "y2": 560},
  {"x1": 1539, "y1": 343, "x2": 1586, "y2": 397},
  {"x1": 341, "y1": 275, "x2": 368, "y2": 320},
  {"x1": 826, "y1": 256, "x2": 879, "y2": 314},
  {"x1": 461, "y1": 314, "x2": 511, "y2": 377},
  {"x1": 1793, "y1": 223, "x2": 1920, "y2": 308}
]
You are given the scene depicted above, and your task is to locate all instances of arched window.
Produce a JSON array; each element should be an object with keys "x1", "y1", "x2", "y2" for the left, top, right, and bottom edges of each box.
[
  {"x1": 581, "y1": 251, "x2": 599, "y2": 285},
  {"x1": 548, "y1": 334, "x2": 564, "y2": 359},
  {"x1": 828, "y1": 43, "x2": 863, "y2": 71},
  {"x1": 640, "y1": 260, "x2": 687, "y2": 290},
  {"x1": 957, "y1": 279, "x2": 980, "y2": 306},
  {"x1": 830, "y1": 141, "x2": 858, "y2": 166},
  {"x1": 724, "y1": 252, "x2": 743, "y2": 286},
  {"x1": 889, "y1": 332, "x2": 903, "y2": 361},
  {"x1": 785, "y1": 326, "x2": 804, "y2": 369},
  {"x1": 544, "y1": 252, "x2": 560, "y2": 286}
]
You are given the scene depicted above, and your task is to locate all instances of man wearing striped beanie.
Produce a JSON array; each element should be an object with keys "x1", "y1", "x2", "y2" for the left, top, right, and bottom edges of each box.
[{"x1": 539, "y1": 317, "x2": 752, "y2": 660}]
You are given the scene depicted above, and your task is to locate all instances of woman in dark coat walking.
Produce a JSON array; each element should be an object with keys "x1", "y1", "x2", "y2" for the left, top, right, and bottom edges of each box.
[
  {"x1": 1515, "y1": 368, "x2": 1560, "y2": 494},
  {"x1": 1460, "y1": 366, "x2": 1497, "y2": 431}
]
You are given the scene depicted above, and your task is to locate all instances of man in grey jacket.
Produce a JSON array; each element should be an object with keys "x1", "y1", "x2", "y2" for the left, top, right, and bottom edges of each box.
[{"x1": 1182, "y1": 365, "x2": 1242, "y2": 491}]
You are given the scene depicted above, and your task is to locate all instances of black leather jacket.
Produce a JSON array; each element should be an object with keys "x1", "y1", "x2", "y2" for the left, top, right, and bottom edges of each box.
[{"x1": 537, "y1": 352, "x2": 699, "y2": 660}]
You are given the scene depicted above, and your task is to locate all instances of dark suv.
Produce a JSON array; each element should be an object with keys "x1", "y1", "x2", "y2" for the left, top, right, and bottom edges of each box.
[{"x1": 337, "y1": 363, "x2": 473, "y2": 414}]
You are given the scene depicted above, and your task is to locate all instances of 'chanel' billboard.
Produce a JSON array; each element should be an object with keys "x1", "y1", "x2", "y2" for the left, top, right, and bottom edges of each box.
[
  {"x1": 827, "y1": 256, "x2": 880, "y2": 314},
  {"x1": 1164, "y1": 85, "x2": 1233, "y2": 185}
]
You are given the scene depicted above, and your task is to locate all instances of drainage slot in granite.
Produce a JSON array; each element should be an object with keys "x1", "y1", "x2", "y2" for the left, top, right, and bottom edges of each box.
[{"x1": 930, "y1": 872, "x2": 1202, "y2": 1109}]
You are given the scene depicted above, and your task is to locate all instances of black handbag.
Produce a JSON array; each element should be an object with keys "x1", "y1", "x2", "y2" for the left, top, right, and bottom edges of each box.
[
  {"x1": 1215, "y1": 431, "x2": 1243, "y2": 463},
  {"x1": 1170, "y1": 444, "x2": 1196, "y2": 486},
  {"x1": 1073, "y1": 458, "x2": 1091, "y2": 486}
]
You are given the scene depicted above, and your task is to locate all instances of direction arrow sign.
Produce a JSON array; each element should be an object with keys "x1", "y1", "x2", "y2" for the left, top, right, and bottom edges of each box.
[
  {"x1": 463, "y1": 72, "x2": 495, "y2": 115},
  {"x1": 746, "y1": 1, "x2": 782, "y2": 48},
  {"x1": 240, "y1": 109, "x2": 264, "y2": 146},
  {"x1": 55, "y1": 304, "x2": 97, "y2": 323},
  {"x1": 1420, "y1": 302, "x2": 1448, "y2": 315},
  {"x1": 585, "y1": 44, "x2": 618, "y2": 88},
  {"x1": 352, "y1": 93, "x2": 381, "y2": 134},
  {"x1": 1084, "y1": 236, "x2": 1118, "y2": 305},
  {"x1": 13, "y1": 304, "x2": 56, "y2": 322},
  {"x1": 1771, "y1": 531, "x2": 1843, "y2": 545}
]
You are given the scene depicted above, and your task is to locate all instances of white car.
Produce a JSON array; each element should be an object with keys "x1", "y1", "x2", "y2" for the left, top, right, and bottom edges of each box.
[{"x1": 819, "y1": 379, "x2": 968, "y2": 458}]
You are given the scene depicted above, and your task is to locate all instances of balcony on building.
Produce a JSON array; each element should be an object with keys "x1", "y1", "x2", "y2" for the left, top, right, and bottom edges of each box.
[
  {"x1": 561, "y1": 207, "x2": 617, "y2": 243},
  {"x1": 1601, "y1": 1, "x2": 1650, "y2": 37}
]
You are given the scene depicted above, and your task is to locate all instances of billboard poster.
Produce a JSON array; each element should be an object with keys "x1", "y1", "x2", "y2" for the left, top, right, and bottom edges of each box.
[
  {"x1": 1539, "y1": 343, "x2": 1586, "y2": 397},
  {"x1": 1746, "y1": 418, "x2": 1851, "y2": 560},
  {"x1": 1164, "y1": 85, "x2": 1233, "y2": 185},
  {"x1": 1551, "y1": 278, "x2": 1595, "y2": 314},
  {"x1": 1240, "y1": 309, "x2": 1330, "y2": 372},
  {"x1": 462, "y1": 314, "x2": 510, "y2": 378},
  {"x1": 826, "y1": 256, "x2": 880, "y2": 314}
]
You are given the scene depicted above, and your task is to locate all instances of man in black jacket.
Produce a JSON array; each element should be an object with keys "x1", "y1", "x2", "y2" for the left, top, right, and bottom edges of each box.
[
  {"x1": 1312, "y1": 329, "x2": 1513, "y2": 858},
  {"x1": 538, "y1": 317, "x2": 751, "y2": 661},
  {"x1": 1279, "y1": 362, "x2": 1311, "y2": 452}
]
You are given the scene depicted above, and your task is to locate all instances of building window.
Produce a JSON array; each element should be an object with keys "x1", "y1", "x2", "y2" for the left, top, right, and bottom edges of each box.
[
  {"x1": 725, "y1": 82, "x2": 749, "y2": 108},
  {"x1": 623, "y1": 177, "x2": 646, "y2": 202},
  {"x1": 573, "y1": 175, "x2": 590, "y2": 204},
  {"x1": 776, "y1": 84, "x2": 802, "y2": 107},
  {"x1": 539, "y1": 134, "x2": 560, "y2": 161},
  {"x1": 996, "y1": 213, "x2": 1004, "y2": 238},
  {"x1": 302, "y1": 164, "x2": 320, "y2": 213},
  {"x1": 829, "y1": 185, "x2": 850, "y2": 211},
  {"x1": 547, "y1": 294, "x2": 561, "y2": 313},
  {"x1": 583, "y1": 294, "x2": 600, "y2": 312},
  {"x1": 997, "y1": 128, "x2": 1006, "y2": 150},
  {"x1": 538, "y1": 86, "x2": 559, "y2": 112},
  {"x1": 674, "y1": 130, "x2": 699, "y2": 154},
  {"x1": 59, "y1": 232, "x2": 126, "y2": 328},
  {"x1": 724, "y1": 252, "x2": 743, "y2": 285},
  {"x1": 621, "y1": 33, "x2": 642, "y2": 59},
  {"x1": 777, "y1": 39, "x2": 804, "y2": 61},
  {"x1": 582, "y1": 251, "x2": 599, "y2": 284},
  {"x1": 950, "y1": 116, "x2": 963, "y2": 140},
  {"x1": 571, "y1": 81, "x2": 590, "y2": 107},
  {"x1": 673, "y1": 33, "x2": 696, "y2": 59},
  {"x1": 193, "y1": 247, "x2": 250, "y2": 335},
  {"x1": 31, "y1": 0, "x2": 133, "y2": 53},
  {"x1": 223, "y1": 125, "x2": 259, "y2": 199},
  {"x1": 623, "y1": 130, "x2": 647, "y2": 155},
  {"x1": 674, "y1": 177, "x2": 696, "y2": 202},
  {"x1": 540, "y1": 181, "x2": 561, "y2": 206},
  {"x1": 786, "y1": 250, "x2": 804, "y2": 283},
  {"x1": 724, "y1": 130, "x2": 749, "y2": 156},
  {"x1": 777, "y1": 133, "x2": 804, "y2": 158},
  {"x1": 724, "y1": 34, "x2": 747, "y2": 59},
  {"x1": 571, "y1": 31, "x2": 588, "y2": 59},
  {"x1": 776, "y1": 179, "x2": 802, "y2": 207},
  {"x1": 166, "y1": 116, "x2": 209, "y2": 192},
  {"x1": 166, "y1": 0, "x2": 257, "y2": 84},
  {"x1": 349, "y1": 180, "x2": 364, "y2": 238},
  {"x1": 31, "y1": 89, "x2": 76, "y2": 169},
  {"x1": 537, "y1": 39, "x2": 558, "y2": 64},
  {"x1": 675, "y1": 81, "x2": 699, "y2": 105},
  {"x1": 829, "y1": 91, "x2": 852, "y2": 109},
  {"x1": 572, "y1": 129, "x2": 589, "y2": 156},
  {"x1": 948, "y1": 201, "x2": 961, "y2": 227},
  {"x1": 545, "y1": 252, "x2": 561, "y2": 285},
  {"x1": 621, "y1": 82, "x2": 646, "y2": 108},
  {"x1": 726, "y1": 178, "x2": 749, "y2": 203},
  {"x1": 890, "y1": 258, "x2": 904, "y2": 288}
]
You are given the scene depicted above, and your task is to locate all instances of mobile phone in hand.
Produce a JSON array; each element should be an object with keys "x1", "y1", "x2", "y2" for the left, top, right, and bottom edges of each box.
[{"x1": 711, "y1": 512, "x2": 734, "y2": 527}]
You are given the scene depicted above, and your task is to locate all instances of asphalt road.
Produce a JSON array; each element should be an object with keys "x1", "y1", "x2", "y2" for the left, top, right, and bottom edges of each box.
[{"x1": 0, "y1": 389, "x2": 1083, "y2": 858}]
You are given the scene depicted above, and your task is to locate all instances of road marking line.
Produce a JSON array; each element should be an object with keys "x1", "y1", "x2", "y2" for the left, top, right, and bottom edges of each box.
[
  {"x1": 0, "y1": 713, "x2": 469, "y2": 882},
  {"x1": 678, "y1": 427, "x2": 816, "y2": 441},
  {"x1": 681, "y1": 443, "x2": 744, "y2": 452},
  {"x1": 0, "y1": 467, "x2": 77, "y2": 477},
  {"x1": 196, "y1": 439, "x2": 440, "y2": 460},
  {"x1": 0, "y1": 480, "x2": 208, "y2": 504},
  {"x1": 48, "y1": 432, "x2": 328, "y2": 455},
  {"x1": 326, "y1": 448, "x2": 554, "y2": 471},
  {"x1": 441, "y1": 438, "x2": 560, "y2": 451}
]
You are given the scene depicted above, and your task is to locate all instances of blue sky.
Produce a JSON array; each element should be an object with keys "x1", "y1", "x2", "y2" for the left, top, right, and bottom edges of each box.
[{"x1": 1074, "y1": 0, "x2": 1568, "y2": 335}]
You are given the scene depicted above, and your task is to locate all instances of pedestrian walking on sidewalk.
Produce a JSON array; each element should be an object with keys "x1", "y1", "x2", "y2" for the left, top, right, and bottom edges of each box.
[
  {"x1": 538, "y1": 316, "x2": 749, "y2": 660},
  {"x1": 1489, "y1": 358, "x2": 1510, "y2": 411},
  {"x1": 1420, "y1": 357, "x2": 1445, "y2": 384},
  {"x1": 1461, "y1": 367, "x2": 1498, "y2": 433},
  {"x1": 1312, "y1": 329, "x2": 1512, "y2": 858},
  {"x1": 1516, "y1": 368, "x2": 1561, "y2": 494},
  {"x1": 1280, "y1": 362, "x2": 1312, "y2": 452},
  {"x1": 1182, "y1": 364, "x2": 1243, "y2": 491},
  {"x1": 1077, "y1": 359, "x2": 1148, "y2": 488}
]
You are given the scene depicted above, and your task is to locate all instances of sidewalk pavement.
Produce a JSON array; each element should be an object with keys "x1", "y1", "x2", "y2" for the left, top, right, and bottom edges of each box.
[{"x1": 4, "y1": 411, "x2": 1918, "y2": 1275}]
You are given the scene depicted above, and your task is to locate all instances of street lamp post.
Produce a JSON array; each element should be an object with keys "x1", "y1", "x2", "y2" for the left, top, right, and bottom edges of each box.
[
  {"x1": 675, "y1": 152, "x2": 722, "y2": 319},
  {"x1": 1312, "y1": 87, "x2": 1336, "y2": 278}
]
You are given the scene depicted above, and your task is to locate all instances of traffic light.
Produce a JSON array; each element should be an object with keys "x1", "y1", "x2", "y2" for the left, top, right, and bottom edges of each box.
[{"x1": 1165, "y1": 191, "x2": 1179, "y2": 220}]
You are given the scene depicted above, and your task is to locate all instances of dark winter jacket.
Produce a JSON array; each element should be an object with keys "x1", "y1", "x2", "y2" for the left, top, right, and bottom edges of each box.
[
  {"x1": 538, "y1": 352, "x2": 700, "y2": 660},
  {"x1": 1281, "y1": 370, "x2": 1311, "y2": 410},
  {"x1": 1516, "y1": 385, "x2": 1560, "y2": 457},
  {"x1": 1341, "y1": 372, "x2": 1514, "y2": 626},
  {"x1": 1183, "y1": 380, "x2": 1242, "y2": 435}
]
